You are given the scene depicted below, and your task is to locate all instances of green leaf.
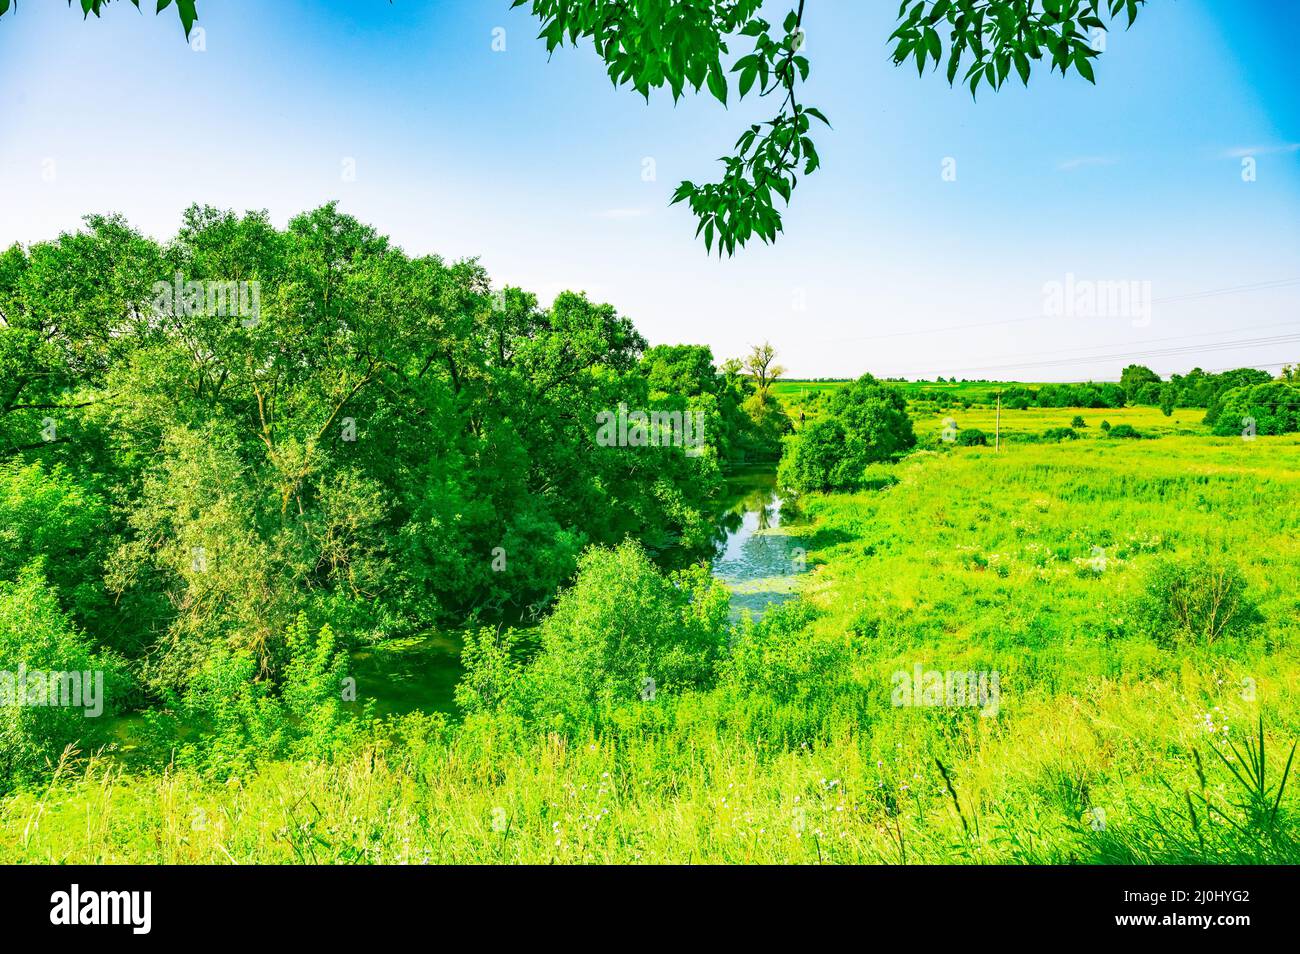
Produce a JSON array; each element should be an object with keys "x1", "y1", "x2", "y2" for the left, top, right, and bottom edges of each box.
[
  {"x1": 1014, "y1": 50, "x2": 1030, "y2": 85},
  {"x1": 175, "y1": 0, "x2": 196, "y2": 37},
  {"x1": 738, "y1": 65, "x2": 758, "y2": 98},
  {"x1": 923, "y1": 26, "x2": 941, "y2": 64},
  {"x1": 803, "y1": 106, "x2": 832, "y2": 127},
  {"x1": 706, "y1": 63, "x2": 727, "y2": 105},
  {"x1": 1073, "y1": 47, "x2": 1096, "y2": 83}
]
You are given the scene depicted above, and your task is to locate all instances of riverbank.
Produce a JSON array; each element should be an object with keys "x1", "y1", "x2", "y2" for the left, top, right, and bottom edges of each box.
[{"x1": 6, "y1": 435, "x2": 1297, "y2": 863}]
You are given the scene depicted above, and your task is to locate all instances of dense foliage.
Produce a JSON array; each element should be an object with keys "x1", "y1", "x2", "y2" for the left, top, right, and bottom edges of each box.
[
  {"x1": 0, "y1": 567, "x2": 125, "y2": 785},
  {"x1": 778, "y1": 373, "x2": 917, "y2": 492},
  {"x1": 0, "y1": 207, "x2": 774, "y2": 736},
  {"x1": 1118, "y1": 363, "x2": 1279, "y2": 423},
  {"x1": 1207, "y1": 380, "x2": 1300, "y2": 437},
  {"x1": 462, "y1": 541, "x2": 732, "y2": 731},
  {"x1": 4, "y1": 424, "x2": 1296, "y2": 864}
]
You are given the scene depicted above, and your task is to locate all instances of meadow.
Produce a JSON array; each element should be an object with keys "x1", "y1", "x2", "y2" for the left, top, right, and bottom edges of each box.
[
  {"x1": 912, "y1": 404, "x2": 1210, "y2": 440},
  {"x1": 5, "y1": 418, "x2": 1296, "y2": 864},
  {"x1": 775, "y1": 378, "x2": 1055, "y2": 408}
]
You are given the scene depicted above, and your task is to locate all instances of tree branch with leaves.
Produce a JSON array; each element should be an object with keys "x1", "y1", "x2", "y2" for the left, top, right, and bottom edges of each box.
[{"x1": 0, "y1": 0, "x2": 1148, "y2": 254}]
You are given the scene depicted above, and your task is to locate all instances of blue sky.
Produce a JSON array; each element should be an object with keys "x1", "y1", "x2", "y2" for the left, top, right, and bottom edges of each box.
[{"x1": 1, "y1": 0, "x2": 1297, "y2": 379}]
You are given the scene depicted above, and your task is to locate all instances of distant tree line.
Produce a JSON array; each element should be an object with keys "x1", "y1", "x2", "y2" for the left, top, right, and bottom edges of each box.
[{"x1": 1120, "y1": 364, "x2": 1299, "y2": 433}]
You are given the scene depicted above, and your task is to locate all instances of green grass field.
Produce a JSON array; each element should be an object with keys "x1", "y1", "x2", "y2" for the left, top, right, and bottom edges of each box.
[
  {"x1": 775, "y1": 378, "x2": 1055, "y2": 404},
  {"x1": 5, "y1": 430, "x2": 1296, "y2": 863},
  {"x1": 913, "y1": 405, "x2": 1208, "y2": 440}
]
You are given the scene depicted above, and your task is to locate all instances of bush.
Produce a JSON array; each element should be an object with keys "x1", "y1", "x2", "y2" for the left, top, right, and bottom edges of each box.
[
  {"x1": 155, "y1": 613, "x2": 363, "y2": 778},
  {"x1": 1100, "y1": 420, "x2": 1111, "y2": 431},
  {"x1": 454, "y1": 626, "x2": 523, "y2": 715},
  {"x1": 777, "y1": 419, "x2": 853, "y2": 493},
  {"x1": 740, "y1": 391, "x2": 795, "y2": 458},
  {"x1": 1131, "y1": 556, "x2": 1261, "y2": 647},
  {"x1": 1108, "y1": 424, "x2": 1142, "y2": 439},
  {"x1": 1209, "y1": 381, "x2": 1300, "y2": 436},
  {"x1": 1042, "y1": 427, "x2": 1079, "y2": 442},
  {"x1": 511, "y1": 541, "x2": 731, "y2": 728},
  {"x1": 778, "y1": 374, "x2": 915, "y2": 492},
  {"x1": 1071, "y1": 416, "x2": 1087, "y2": 428},
  {"x1": 0, "y1": 462, "x2": 110, "y2": 632},
  {"x1": 0, "y1": 566, "x2": 126, "y2": 790},
  {"x1": 719, "y1": 600, "x2": 848, "y2": 705},
  {"x1": 956, "y1": 428, "x2": 988, "y2": 446}
]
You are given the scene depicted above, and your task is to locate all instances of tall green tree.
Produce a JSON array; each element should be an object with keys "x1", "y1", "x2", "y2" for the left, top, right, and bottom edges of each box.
[
  {"x1": 1, "y1": 204, "x2": 731, "y2": 693},
  {"x1": 778, "y1": 372, "x2": 915, "y2": 492}
]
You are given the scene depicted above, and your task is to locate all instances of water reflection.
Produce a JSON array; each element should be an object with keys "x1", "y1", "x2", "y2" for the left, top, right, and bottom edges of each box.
[{"x1": 712, "y1": 468, "x2": 804, "y2": 620}]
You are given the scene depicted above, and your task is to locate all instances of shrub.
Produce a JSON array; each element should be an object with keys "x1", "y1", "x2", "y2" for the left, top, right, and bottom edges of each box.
[
  {"x1": 1100, "y1": 420, "x2": 1111, "y2": 431},
  {"x1": 279, "y1": 615, "x2": 359, "y2": 759},
  {"x1": 778, "y1": 374, "x2": 915, "y2": 492},
  {"x1": 454, "y1": 626, "x2": 523, "y2": 715},
  {"x1": 160, "y1": 648, "x2": 286, "y2": 778},
  {"x1": 1071, "y1": 416, "x2": 1087, "y2": 428},
  {"x1": 778, "y1": 419, "x2": 853, "y2": 493},
  {"x1": 0, "y1": 462, "x2": 110, "y2": 632},
  {"x1": 1209, "y1": 381, "x2": 1300, "y2": 436},
  {"x1": 1108, "y1": 424, "x2": 1142, "y2": 439},
  {"x1": 956, "y1": 428, "x2": 988, "y2": 446},
  {"x1": 0, "y1": 566, "x2": 126, "y2": 790},
  {"x1": 1042, "y1": 427, "x2": 1079, "y2": 442},
  {"x1": 514, "y1": 541, "x2": 730, "y2": 727},
  {"x1": 719, "y1": 600, "x2": 848, "y2": 705},
  {"x1": 1159, "y1": 383, "x2": 1177, "y2": 417},
  {"x1": 1131, "y1": 556, "x2": 1261, "y2": 647},
  {"x1": 157, "y1": 613, "x2": 363, "y2": 778},
  {"x1": 740, "y1": 390, "x2": 795, "y2": 458}
]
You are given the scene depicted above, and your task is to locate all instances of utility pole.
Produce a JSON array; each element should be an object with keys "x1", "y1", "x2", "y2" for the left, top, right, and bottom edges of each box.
[{"x1": 995, "y1": 390, "x2": 1002, "y2": 453}]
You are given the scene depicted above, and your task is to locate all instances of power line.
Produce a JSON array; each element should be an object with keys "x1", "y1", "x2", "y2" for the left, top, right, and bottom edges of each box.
[
  {"x1": 927, "y1": 319, "x2": 1300, "y2": 366},
  {"x1": 803, "y1": 277, "x2": 1300, "y2": 346},
  {"x1": 896, "y1": 333, "x2": 1300, "y2": 377},
  {"x1": 1204, "y1": 360, "x2": 1298, "y2": 374}
]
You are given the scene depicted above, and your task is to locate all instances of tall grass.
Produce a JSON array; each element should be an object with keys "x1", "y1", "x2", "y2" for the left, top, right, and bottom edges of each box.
[{"x1": 3, "y1": 434, "x2": 1296, "y2": 863}]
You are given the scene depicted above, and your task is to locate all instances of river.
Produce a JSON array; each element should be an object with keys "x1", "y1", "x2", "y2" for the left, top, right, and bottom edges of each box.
[
  {"x1": 709, "y1": 466, "x2": 805, "y2": 621},
  {"x1": 344, "y1": 466, "x2": 804, "y2": 716},
  {"x1": 109, "y1": 466, "x2": 803, "y2": 749}
]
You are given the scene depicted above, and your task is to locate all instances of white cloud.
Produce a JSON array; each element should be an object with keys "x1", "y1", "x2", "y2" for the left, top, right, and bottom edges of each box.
[{"x1": 1222, "y1": 143, "x2": 1300, "y2": 159}]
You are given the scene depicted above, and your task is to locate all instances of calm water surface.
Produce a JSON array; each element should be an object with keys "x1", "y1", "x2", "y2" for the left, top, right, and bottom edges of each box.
[{"x1": 711, "y1": 467, "x2": 805, "y2": 621}]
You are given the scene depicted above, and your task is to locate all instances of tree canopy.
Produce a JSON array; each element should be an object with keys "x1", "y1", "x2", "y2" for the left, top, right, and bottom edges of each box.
[
  {"x1": 777, "y1": 372, "x2": 916, "y2": 492},
  {"x1": 0, "y1": 204, "x2": 784, "y2": 697}
]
